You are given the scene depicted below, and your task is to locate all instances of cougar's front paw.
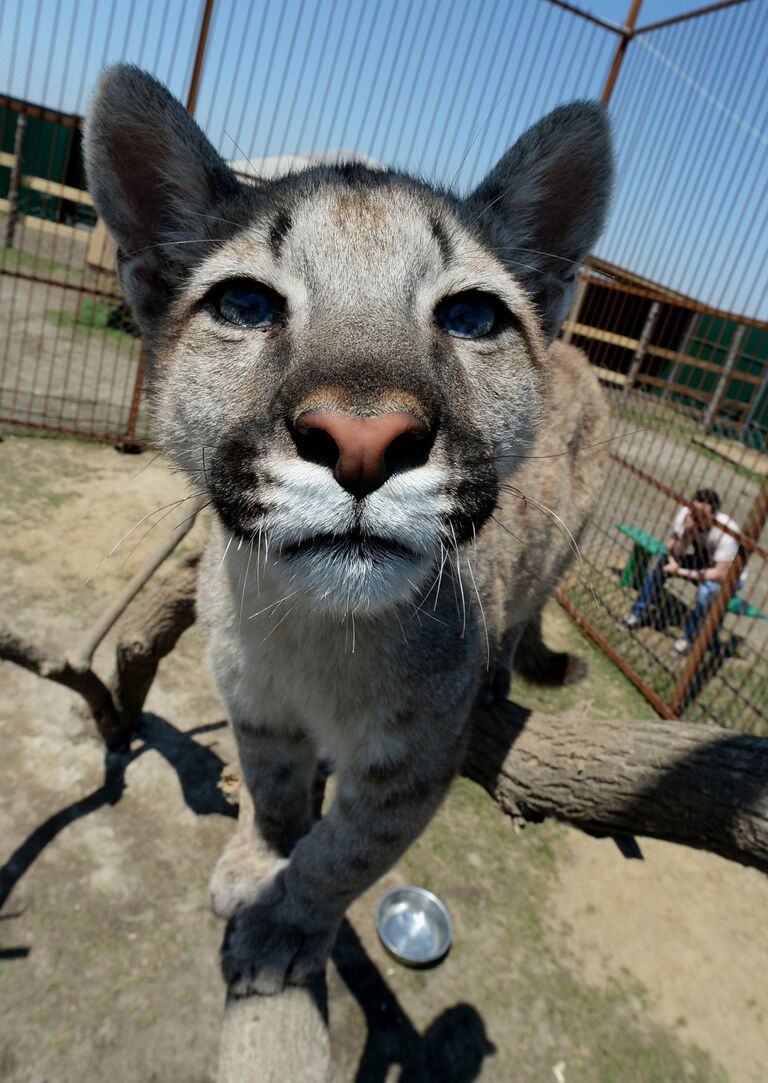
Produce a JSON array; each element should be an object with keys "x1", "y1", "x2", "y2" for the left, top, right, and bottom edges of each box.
[
  {"x1": 208, "y1": 833, "x2": 285, "y2": 920},
  {"x1": 220, "y1": 874, "x2": 339, "y2": 996}
]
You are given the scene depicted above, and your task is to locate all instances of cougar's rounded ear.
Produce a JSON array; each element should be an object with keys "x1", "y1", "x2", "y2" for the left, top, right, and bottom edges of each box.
[
  {"x1": 84, "y1": 65, "x2": 244, "y2": 334},
  {"x1": 466, "y1": 102, "x2": 613, "y2": 340}
]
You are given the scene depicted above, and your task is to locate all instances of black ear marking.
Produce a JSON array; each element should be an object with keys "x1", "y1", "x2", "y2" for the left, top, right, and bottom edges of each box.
[
  {"x1": 430, "y1": 216, "x2": 454, "y2": 268},
  {"x1": 269, "y1": 209, "x2": 293, "y2": 259}
]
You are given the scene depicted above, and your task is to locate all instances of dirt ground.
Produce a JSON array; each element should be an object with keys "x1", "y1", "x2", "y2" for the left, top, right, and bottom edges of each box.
[{"x1": 1, "y1": 432, "x2": 767, "y2": 1083}]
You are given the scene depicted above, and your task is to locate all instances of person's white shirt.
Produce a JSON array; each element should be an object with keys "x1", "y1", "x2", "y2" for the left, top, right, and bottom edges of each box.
[{"x1": 671, "y1": 505, "x2": 743, "y2": 573}]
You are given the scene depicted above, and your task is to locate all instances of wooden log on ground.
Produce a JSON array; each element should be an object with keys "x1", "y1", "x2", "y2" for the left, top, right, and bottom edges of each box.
[
  {"x1": 463, "y1": 700, "x2": 768, "y2": 874},
  {"x1": 215, "y1": 773, "x2": 332, "y2": 1083},
  {"x1": 0, "y1": 625, "x2": 125, "y2": 745},
  {"x1": 217, "y1": 983, "x2": 331, "y2": 1083},
  {"x1": 0, "y1": 512, "x2": 202, "y2": 748}
]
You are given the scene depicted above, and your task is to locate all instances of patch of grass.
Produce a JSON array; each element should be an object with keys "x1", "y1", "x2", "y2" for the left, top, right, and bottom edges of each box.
[
  {"x1": 511, "y1": 600, "x2": 657, "y2": 722},
  {"x1": 46, "y1": 298, "x2": 138, "y2": 349},
  {"x1": 1, "y1": 243, "x2": 83, "y2": 281},
  {"x1": 612, "y1": 403, "x2": 764, "y2": 485},
  {"x1": 43, "y1": 489, "x2": 79, "y2": 508}
]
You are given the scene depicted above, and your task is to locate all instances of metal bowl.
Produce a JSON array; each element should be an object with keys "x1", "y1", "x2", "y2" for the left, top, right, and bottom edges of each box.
[{"x1": 376, "y1": 886, "x2": 453, "y2": 967}]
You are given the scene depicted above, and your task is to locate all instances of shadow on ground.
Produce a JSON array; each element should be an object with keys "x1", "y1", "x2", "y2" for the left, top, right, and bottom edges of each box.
[
  {"x1": 333, "y1": 919, "x2": 495, "y2": 1083},
  {"x1": 0, "y1": 714, "x2": 234, "y2": 914}
]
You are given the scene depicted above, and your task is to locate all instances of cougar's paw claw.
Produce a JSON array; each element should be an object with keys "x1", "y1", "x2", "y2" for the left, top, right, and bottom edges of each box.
[
  {"x1": 208, "y1": 835, "x2": 285, "y2": 920},
  {"x1": 220, "y1": 875, "x2": 338, "y2": 996}
]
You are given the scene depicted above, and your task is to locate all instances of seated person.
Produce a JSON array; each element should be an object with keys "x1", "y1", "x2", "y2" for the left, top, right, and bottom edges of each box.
[{"x1": 624, "y1": 488, "x2": 744, "y2": 655}]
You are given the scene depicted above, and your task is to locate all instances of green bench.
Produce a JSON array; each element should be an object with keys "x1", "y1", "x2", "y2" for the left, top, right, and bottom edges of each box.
[{"x1": 615, "y1": 524, "x2": 766, "y2": 619}]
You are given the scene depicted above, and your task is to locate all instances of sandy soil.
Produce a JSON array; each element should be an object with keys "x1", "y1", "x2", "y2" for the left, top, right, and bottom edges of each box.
[
  {"x1": 553, "y1": 832, "x2": 768, "y2": 1083},
  {"x1": 1, "y1": 433, "x2": 766, "y2": 1083}
]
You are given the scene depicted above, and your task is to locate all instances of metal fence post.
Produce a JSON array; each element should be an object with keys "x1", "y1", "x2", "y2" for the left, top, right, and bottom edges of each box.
[
  {"x1": 186, "y1": 0, "x2": 216, "y2": 116},
  {"x1": 4, "y1": 113, "x2": 27, "y2": 249},
  {"x1": 601, "y1": 0, "x2": 643, "y2": 105},
  {"x1": 118, "y1": 347, "x2": 147, "y2": 451},
  {"x1": 701, "y1": 323, "x2": 746, "y2": 432},
  {"x1": 620, "y1": 300, "x2": 660, "y2": 405},
  {"x1": 114, "y1": 0, "x2": 215, "y2": 452}
]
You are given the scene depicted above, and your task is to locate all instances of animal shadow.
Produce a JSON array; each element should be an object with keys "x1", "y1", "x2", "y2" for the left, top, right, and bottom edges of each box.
[{"x1": 333, "y1": 919, "x2": 495, "y2": 1083}]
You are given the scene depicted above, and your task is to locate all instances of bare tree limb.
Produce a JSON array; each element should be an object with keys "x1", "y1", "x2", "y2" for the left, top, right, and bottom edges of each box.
[
  {"x1": 0, "y1": 508, "x2": 203, "y2": 748},
  {"x1": 109, "y1": 551, "x2": 201, "y2": 730},
  {"x1": 215, "y1": 701, "x2": 768, "y2": 1082},
  {"x1": 73, "y1": 497, "x2": 206, "y2": 668},
  {"x1": 5, "y1": 537, "x2": 768, "y2": 1081},
  {"x1": 463, "y1": 700, "x2": 768, "y2": 874},
  {"x1": 0, "y1": 626, "x2": 125, "y2": 745},
  {"x1": 216, "y1": 775, "x2": 332, "y2": 1083},
  {"x1": 217, "y1": 984, "x2": 331, "y2": 1083}
]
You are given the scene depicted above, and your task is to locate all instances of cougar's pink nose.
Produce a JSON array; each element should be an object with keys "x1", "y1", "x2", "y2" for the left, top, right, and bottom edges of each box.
[{"x1": 293, "y1": 408, "x2": 429, "y2": 497}]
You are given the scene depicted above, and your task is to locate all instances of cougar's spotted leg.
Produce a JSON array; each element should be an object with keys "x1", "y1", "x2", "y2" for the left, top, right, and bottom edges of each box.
[
  {"x1": 221, "y1": 691, "x2": 474, "y2": 995},
  {"x1": 209, "y1": 718, "x2": 317, "y2": 921}
]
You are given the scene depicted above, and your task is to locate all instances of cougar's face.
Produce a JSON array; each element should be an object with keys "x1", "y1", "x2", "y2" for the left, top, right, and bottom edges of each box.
[
  {"x1": 154, "y1": 173, "x2": 546, "y2": 614},
  {"x1": 85, "y1": 69, "x2": 610, "y2": 618}
]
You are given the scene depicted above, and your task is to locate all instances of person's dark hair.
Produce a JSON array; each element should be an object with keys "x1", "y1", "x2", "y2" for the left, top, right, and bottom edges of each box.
[{"x1": 693, "y1": 488, "x2": 720, "y2": 513}]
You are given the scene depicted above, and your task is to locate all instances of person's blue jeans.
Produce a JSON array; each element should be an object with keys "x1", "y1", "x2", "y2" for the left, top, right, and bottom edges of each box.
[{"x1": 632, "y1": 555, "x2": 743, "y2": 642}]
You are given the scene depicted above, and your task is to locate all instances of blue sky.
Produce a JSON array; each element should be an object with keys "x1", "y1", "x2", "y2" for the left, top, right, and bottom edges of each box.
[{"x1": 1, "y1": 0, "x2": 766, "y2": 318}]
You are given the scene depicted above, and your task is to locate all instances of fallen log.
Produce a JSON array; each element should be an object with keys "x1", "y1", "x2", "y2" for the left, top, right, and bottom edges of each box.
[
  {"x1": 109, "y1": 550, "x2": 200, "y2": 729},
  {"x1": 463, "y1": 700, "x2": 768, "y2": 875},
  {"x1": 217, "y1": 984, "x2": 331, "y2": 1083},
  {"x1": 3, "y1": 532, "x2": 767, "y2": 1080}
]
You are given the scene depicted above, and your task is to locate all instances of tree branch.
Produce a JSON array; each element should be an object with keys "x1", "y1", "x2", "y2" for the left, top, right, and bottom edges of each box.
[
  {"x1": 463, "y1": 700, "x2": 768, "y2": 874},
  {"x1": 109, "y1": 551, "x2": 201, "y2": 730},
  {"x1": 216, "y1": 700, "x2": 768, "y2": 1081},
  {"x1": 0, "y1": 511, "x2": 202, "y2": 749},
  {"x1": 0, "y1": 626, "x2": 125, "y2": 746}
]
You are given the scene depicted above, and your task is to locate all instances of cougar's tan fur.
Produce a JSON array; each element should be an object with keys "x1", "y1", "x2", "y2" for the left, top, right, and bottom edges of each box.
[{"x1": 85, "y1": 65, "x2": 611, "y2": 994}]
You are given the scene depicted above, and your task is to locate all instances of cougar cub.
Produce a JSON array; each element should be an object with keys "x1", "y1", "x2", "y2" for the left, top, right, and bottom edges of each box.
[{"x1": 85, "y1": 66, "x2": 611, "y2": 995}]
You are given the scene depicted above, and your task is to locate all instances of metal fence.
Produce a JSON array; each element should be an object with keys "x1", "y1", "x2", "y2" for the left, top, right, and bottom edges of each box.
[{"x1": 0, "y1": 0, "x2": 766, "y2": 731}]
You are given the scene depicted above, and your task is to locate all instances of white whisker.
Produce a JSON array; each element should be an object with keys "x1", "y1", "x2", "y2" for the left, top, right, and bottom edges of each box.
[
  {"x1": 433, "y1": 542, "x2": 448, "y2": 612},
  {"x1": 465, "y1": 552, "x2": 490, "y2": 671},
  {"x1": 449, "y1": 523, "x2": 467, "y2": 639},
  {"x1": 248, "y1": 585, "x2": 303, "y2": 620},
  {"x1": 260, "y1": 603, "x2": 296, "y2": 646},
  {"x1": 212, "y1": 533, "x2": 234, "y2": 586},
  {"x1": 239, "y1": 535, "x2": 255, "y2": 629},
  {"x1": 89, "y1": 494, "x2": 195, "y2": 580},
  {"x1": 128, "y1": 237, "x2": 219, "y2": 256},
  {"x1": 256, "y1": 525, "x2": 263, "y2": 598}
]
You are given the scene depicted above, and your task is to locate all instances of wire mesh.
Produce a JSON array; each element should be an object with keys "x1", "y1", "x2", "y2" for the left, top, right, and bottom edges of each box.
[{"x1": 0, "y1": 0, "x2": 765, "y2": 730}]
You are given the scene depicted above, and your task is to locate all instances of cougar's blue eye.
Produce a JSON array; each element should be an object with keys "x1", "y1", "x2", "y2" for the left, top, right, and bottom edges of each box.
[
  {"x1": 214, "y1": 280, "x2": 283, "y2": 328},
  {"x1": 436, "y1": 291, "x2": 505, "y2": 339}
]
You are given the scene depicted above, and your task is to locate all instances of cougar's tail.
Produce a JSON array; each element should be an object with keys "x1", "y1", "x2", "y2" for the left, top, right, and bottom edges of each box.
[{"x1": 513, "y1": 610, "x2": 587, "y2": 687}]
